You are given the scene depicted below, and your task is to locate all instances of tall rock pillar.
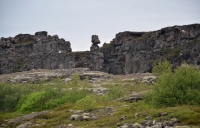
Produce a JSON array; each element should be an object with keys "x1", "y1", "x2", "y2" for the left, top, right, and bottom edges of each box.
[
  {"x1": 89, "y1": 35, "x2": 104, "y2": 71},
  {"x1": 90, "y1": 35, "x2": 100, "y2": 52}
]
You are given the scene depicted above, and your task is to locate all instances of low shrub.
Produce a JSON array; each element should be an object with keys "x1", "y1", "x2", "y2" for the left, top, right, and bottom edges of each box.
[
  {"x1": 17, "y1": 88, "x2": 66, "y2": 112},
  {"x1": 74, "y1": 95, "x2": 98, "y2": 111},
  {"x1": 152, "y1": 59, "x2": 172, "y2": 76},
  {"x1": 147, "y1": 61, "x2": 200, "y2": 108},
  {"x1": 0, "y1": 83, "x2": 31, "y2": 112},
  {"x1": 16, "y1": 73, "x2": 89, "y2": 112},
  {"x1": 103, "y1": 84, "x2": 126, "y2": 101}
]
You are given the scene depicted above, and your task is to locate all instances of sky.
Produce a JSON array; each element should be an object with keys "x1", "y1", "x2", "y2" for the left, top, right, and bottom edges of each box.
[{"x1": 0, "y1": 0, "x2": 200, "y2": 51}]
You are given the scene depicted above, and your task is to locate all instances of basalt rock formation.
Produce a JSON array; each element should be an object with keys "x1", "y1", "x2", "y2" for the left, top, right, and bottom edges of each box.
[
  {"x1": 0, "y1": 31, "x2": 73, "y2": 74},
  {"x1": 0, "y1": 24, "x2": 200, "y2": 74},
  {"x1": 100, "y1": 23, "x2": 200, "y2": 74}
]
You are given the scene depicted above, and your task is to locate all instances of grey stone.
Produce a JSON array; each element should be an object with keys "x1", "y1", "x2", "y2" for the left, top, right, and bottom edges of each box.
[
  {"x1": 141, "y1": 76, "x2": 156, "y2": 84},
  {"x1": 69, "y1": 114, "x2": 80, "y2": 121},
  {"x1": 91, "y1": 35, "x2": 100, "y2": 45},
  {"x1": 1, "y1": 24, "x2": 200, "y2": 75},
  {"x1": 160, "y1": 112, "x2": 168, "y2": 116},
  {"x1": 120, "y1": 116, "x2": 126, "y2": 121},
  {"x1": 81, "y1": 115, "x2": 90, "y2": 121},
  {"x1": 174, "y1": 126, "x2": 190, "y2": 128},
  {"x1": 16, "y1": 122, "x2": 31, "y2": 128},
  {"x1": 35, "y1": 31, "x2": 48, "y2": 38},
  {"x1": 133, "y1": 123, "x2": 142, "y2": 128}
]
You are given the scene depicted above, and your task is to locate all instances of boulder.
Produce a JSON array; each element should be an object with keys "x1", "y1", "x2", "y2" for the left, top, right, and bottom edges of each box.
[
  {"x1": 35, "y1": 31, "x2": 48, "y2": 38},
  {"x1": 141, "y1": 76, "x2": 156, "y2": 84},
  {"x1": 53, "y1": 34, "x2": 59, "y2": 40},
  {"x1": 91, "y1": 35, "x2": 100, "y2": 45},
  {"x1": 69, "y1": 114, "x2": 80, "y2": 121}
]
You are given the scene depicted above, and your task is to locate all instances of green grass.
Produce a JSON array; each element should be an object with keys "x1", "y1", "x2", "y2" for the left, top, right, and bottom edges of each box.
[{"x1": 0, "y1": 72, "x2": 200, "y2": 127}]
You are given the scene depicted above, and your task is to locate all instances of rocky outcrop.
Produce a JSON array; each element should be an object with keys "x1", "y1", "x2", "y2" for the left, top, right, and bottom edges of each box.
[
  {"x1": 0, "y1": 24, "x2": 200, "y2": 74},
  {"x1": 100, "y1": 23, "x2": 200, "y2": 74},
  {"x1": 90, "y1": 35, "x2": 101, "y2": 52},
  {"x1": 0, "y1": 33, "x2": 104, "y2": 74},
  {"x1": 74, "y1": 35, "x2": 104, "y2": 71},
  {"x1": 0, "y1": 31, "x2": 73, "y2": 74}
]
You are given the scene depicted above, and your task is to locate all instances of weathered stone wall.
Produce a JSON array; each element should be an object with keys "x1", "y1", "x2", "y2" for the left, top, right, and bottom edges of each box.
[
  {"x1": 0, "y1": 24, "x2": 200, "y2": 74},
  {"x1": 100, "y1": 24, "x2": 200, "y2": 74}
]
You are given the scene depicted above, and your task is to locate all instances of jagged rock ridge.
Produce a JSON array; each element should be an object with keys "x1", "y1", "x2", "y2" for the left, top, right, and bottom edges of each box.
[{"x1": 0, "y1": 24, "x2": 200, "y2": 74}]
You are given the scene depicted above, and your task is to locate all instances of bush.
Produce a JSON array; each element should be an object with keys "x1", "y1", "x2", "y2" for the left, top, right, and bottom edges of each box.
[
  {"x1": 17, "y1": 88, "x2": 66, "y2": 112},
  {"x1": 43, "y1": 88, "x2": 87, "y2": 109},
  {"x1": 0, "y1": 73, "x2": 89, "y2": 112},
  {"x1": 71, "y1": 73, "x2": 80, "y2": 87},
  {"x1": 0, "y1": 83, "x2": 31, "y2": 112},
  {"x1": 74, "y1": 95, "x2": 98, "y2": 111},
  {"x1": 102, "y1": 84, "x2": 125, "y2": 101},
  {"x1": 17, "y1": 73, "x2": 88, "y2": 112},
  {"x1": 147, "y1": 61, "x2": 200, "y2": 107},
  {"x1": 152, "y1": 59, "x2": 172, "y2": 76}
]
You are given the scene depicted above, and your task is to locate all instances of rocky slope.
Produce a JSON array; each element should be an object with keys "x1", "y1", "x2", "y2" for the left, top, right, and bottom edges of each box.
[{"x1": 0, "y1": 24, "x2": 200, "y2": 74}]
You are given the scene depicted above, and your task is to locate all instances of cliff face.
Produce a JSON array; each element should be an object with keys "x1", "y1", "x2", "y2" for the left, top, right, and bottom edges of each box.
[
  {"x1": 100, "y1": 24, "x2": 200, "y2": 74},
  {"x1": 0, "y1": 24, "x2": 200, "y2": 74},
  {"x1": 0, "y1": 32, "x2": 74, "y2": 74}
]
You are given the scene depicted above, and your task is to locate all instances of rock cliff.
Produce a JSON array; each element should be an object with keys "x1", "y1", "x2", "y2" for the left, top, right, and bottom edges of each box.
[
  {"x1": 0, "y1": 31, "x2": 74, "y2": 74},
  {"x1": 100, "y1": 23, "x2": 200, "y2": 74},
  {"x1": 0, "y1": 24, "x2": 200, "y2": 74}
]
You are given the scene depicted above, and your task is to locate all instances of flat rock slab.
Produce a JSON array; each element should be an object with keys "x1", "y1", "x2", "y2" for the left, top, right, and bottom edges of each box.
[{"x1": 2, "y1": 68, "x2": 114, "y2": 84}]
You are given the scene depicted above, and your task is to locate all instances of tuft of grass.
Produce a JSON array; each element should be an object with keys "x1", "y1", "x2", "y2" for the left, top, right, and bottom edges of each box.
[
  {"x1": 102, "y1": 84, "x2": 126, "y2": 101},
  {"x1": 74, "y1": 95, "x2": 99, "y2": 112},
  {"x1": 174, "y1": 48, "x2": 181, "y2": 55}
]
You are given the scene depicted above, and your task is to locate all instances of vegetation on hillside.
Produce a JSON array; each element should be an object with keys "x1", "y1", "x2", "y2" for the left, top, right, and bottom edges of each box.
[
  {"x1": 147, "y1": 60, "x2": 200, "y2": 107},
  {"x1": 0, "y1": 61, "x2": 200, "y2": 127}
]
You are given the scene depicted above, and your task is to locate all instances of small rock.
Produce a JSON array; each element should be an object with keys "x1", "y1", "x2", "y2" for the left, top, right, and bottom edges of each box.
[
  {"x1": 120, "y1": 116, "x2": 126, "y2": 121},
  {"x1": 141, "y1": 76, "x2": 156, "y2": 84},
  {"x1": 162, "y1": 121, "x2": 168, "y2": 128},
  {"x1": 81, "y1": 113, "x2": 90, "y2": 116},
  {"x1": 57, "y1": 124, "x2": 66, "y2": 128},
  {"x1": 67, "y1": 124, "x2": 75, "y2": 128},
  {"x1": 91, "y1": 115, "x2": 98, "y2": 120},
  {"x1": 16, "y1": 122, "x2": 31, "y2": 128},
  {"x1": 165, "y1": 126, "x2": 173, "y2": 128},
  {"x1": 116, "y1": 123, "x2": 121, "y2": 127},
  {"x1": 168, "y1": 118, "x2": 179, "y2": 126},
  {"x1": 120, "y1": 124, "x2": 129, "y2": 128},
  {"x1": 69, "y1": 114, "x2": 80, "y2": 121},
  {"x1": 151, "y1": 122, "x2": 162, "y2": 128},
  {"x1": 1, "y1": 124, "x2": 8, "y2": 127},
  {"x1": 174, "y1": 126, "x2": 190, "y2": 128},
  {"x1": 81, "y1": 115, "x2": 90, "y2": 121},
  {"x1": 133, "y1": 123, "x2": 142, "y2": 128},
  {"x1": 161, "y1": 112, "x2": 168, "y2": 116}
]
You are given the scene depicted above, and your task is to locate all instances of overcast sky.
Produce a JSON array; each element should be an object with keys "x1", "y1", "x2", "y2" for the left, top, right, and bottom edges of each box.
[{"x1": 0, "y1": 0, "x2": 200, "y2": 51}]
